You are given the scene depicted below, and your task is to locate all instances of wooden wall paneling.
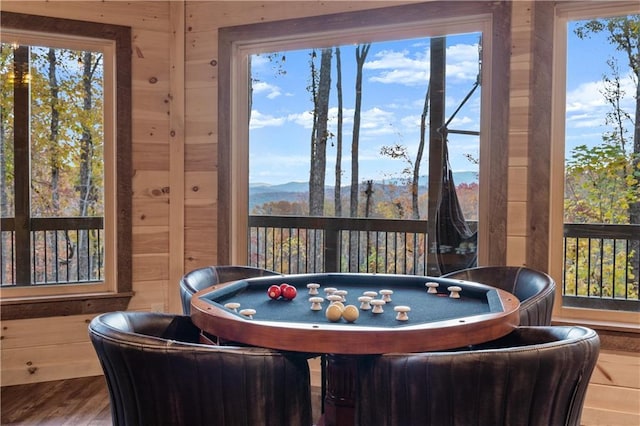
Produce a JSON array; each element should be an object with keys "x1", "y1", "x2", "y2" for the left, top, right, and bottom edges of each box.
[
  {"x1": 582, "y1": 350, "x2": 640, "y2": 425},
  {"x1": 132, "y1": 226, "x2": 170, "y2": 255},
  {"x1": 526, "y1": 1, "x2": 554, "y2": 272},
  {"x1": 132, "y1": 254, "x2": 170, "y2": 282},
  {"x1": 0, "y1": 0, "x2": 173, "y2": 387},
  {"x1": 133, "y1": 118, "x2": 171, "y2": 145},
  {"x1": 184, "y1": 226, "x2": 217, "y2": 270},
  {"x1": 185, "y1": 57, "x2": 219, "y2": 87},
  {"x1": 0, "y1": 1, "x2": 170, "y2": 32},
  {"x1": 185, "y1": 118, "x2": 217, "y2": 145},
  {"x1": 482, "y1": 1, "x2": 511, "y2": 266},
  {"x1": 185, "y1": 86, "x2": 218, "y2": 117},
  {"x1": 1, "y1": 342, "x2": 101, "y2": 386},
  {"x1": 133, "y1": 143, "x2": 170, "y2": 170},
  {"x1": 132, "y1": 170, "x2": 170, "y2": 199},
  {"x1": 505, "y1": 236, "x2": 527, "y2": 265},
  {"x1": 168, "y1": 1, "x2": 186, "y2": 313},
  {"x1": 185, "y1": 143, "x2": 217, "y2": 171},
  {"x1": 1, "y1": 315, "x2": 95, "y2": 350},
  {"x1": 186, "y1": 1, "x2": 406, "y2": 31},
  {"x1": 506, "y1": 201, "x2": 527, "y2": 237},
  {"x1": 131, "y1": 29, "x2": 171, "y2": 83},
  {"x1": 185, "y1": 29, "x2": 219, "y2": 63},
  {"x1": 127, "y1": 280, "x2": 168, "y2": 311},
  {"x1": 581, "y1": 407, "x2": 640, "y2": 426},
  {"x1": 506, "y1": 1, "x2": 532, "y2": 267},
  {"x1": 584, "y1": 383, "x2": 640, "y2": 421},
  {"x1": 131, "y1": 87, "x2": 171, "y2": 121},
  {"x1": 508, "y1": 131, "x2": 530, "y2": 167},
  {"x1": 185, "y1": 201, "x2": 217, "y2": 226},
  {"x1": 591, "y1": 350, "x2": 640, "y2": 389},
  {"x1": 308, "y1": 357, "x2": 322, "y2": 388},
  {"x1": 508, "y1": 166, "x2": 528, "y2": 201},
  {"x1": 184, "y1": 171, "x2": 217, "y2": 201}
]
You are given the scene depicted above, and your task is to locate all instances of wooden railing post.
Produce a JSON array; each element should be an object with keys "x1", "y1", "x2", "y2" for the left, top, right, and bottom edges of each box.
[{"x1": 324, "y1": 227, "x2": 339, "y2": 272}]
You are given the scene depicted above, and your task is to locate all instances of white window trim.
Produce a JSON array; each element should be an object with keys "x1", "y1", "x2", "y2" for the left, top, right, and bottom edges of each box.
[
  {"x1": 550, "y1": 1, "x2": 640, "y2": 329},
  {"x1": 225, "y1": 13, "x2": 496, "y2": 265},
  {"x1": 0, "y1": 30, "x2": 117, "y2": 299}
]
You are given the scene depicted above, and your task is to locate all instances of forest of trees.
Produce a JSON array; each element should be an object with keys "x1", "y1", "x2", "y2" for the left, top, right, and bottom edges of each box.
[{"x1": 1, "y1": 39, "x2": 105, "y2": 285}]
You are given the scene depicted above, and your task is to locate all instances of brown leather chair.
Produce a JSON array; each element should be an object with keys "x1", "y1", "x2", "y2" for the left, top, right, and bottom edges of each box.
[
  {"x1": 442, "y1": 266, "x2": 555, "y2": 325},
  {"x1": 89, "y1": 311, "x2": 312, "y2": 426},
  {"x1": 355, "y1": 325, "x2": 599, "y2": 426},
  {"x1": 180, "y1": 265, "x2": 280, "y2": 314}
]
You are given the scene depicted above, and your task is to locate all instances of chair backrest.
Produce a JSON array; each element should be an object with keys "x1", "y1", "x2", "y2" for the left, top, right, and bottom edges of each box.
[
  {"x1": 442, "y1": 266, "x2": 555, "y2": 325},
  {"x1": 89, "y1": 311, "x2": 312, "y2": 426},
  {"x1": 180, "y1": 265, "x2": 279, "y2": 314},
  {"x1": 355, "y1": 326, "x2": 599, "y2": 426}
]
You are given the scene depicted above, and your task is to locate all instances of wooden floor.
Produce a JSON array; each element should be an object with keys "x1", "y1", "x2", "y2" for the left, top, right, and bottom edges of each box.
[
  {"x1": 1, "y1": 376, "x2": 112, "y2": 426},
  {"x1": 1, "y1": 376, "x2": 323, "y2": 425}
]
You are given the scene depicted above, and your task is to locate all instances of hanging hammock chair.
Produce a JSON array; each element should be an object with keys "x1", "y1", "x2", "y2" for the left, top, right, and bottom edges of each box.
[
  {"x1": 434, "y1": 79, "x2": 479, "y2": 275},
  {"x1": 435, "y1": 143, "x2": 477, "y2": 274}
]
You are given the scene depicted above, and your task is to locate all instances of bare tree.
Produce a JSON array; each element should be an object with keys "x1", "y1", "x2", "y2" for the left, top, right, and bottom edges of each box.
[
  {"x1": 334, "y1": 47, "x2": 343, "y2": 217},
  {"x1": 309, "y1": 48, "x2": 332, "y2": 216},
  {"x1": 413, "y1": 83, "x2": 430, "y2": 219},
  {"x1": 349, "y1": 44, "x2": 370, "y2": 271},
  {"x1": 349, "y1": 43, "x2": 371, "y2": 218}
]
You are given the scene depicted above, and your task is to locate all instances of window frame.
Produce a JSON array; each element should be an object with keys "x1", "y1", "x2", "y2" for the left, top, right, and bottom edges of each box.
[
  {"x1": 550, "y1": 1, "x2": 640, "y2": 328},
  {"x1": 0, "y1": 12, "x2": 132, "y2": 320},
  {"x1": 217, "y1": 1, "x2": 511, "y2": 267}
]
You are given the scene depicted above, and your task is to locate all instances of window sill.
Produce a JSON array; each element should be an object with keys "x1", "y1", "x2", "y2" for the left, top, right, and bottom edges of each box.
[
  {"x1": 1, "y1": 292, "x2": 134, "y2": 320},
  {"x1": 552, "y1": 317, "x2": 640, "y2": 353}
]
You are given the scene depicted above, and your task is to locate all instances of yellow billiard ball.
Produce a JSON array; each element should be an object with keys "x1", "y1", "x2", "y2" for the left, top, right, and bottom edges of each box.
[
  {"x1": 342, "y1": 305, "x2": 359, "y2": 323},
  {"x1": 325, "y1": 304, "x2": 343, "y2": 322}
]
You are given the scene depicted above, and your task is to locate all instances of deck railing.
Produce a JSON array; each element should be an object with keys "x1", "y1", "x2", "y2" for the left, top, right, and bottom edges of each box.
[
  {"x1": 2, "y1": 215, "x2": 638, "y2": 311},
  {"x1": 562, "y1": 223, "x2": 640, "y2": 311},
  {"x1": 248, "y1": 215, "x2": 639, "y2": 312},
  {"x1": 248, "y1": 215, "x2": 437, "y2": 276},
  {"x1": 1, "y1": 217, "x2": 104, "y2": 286}
]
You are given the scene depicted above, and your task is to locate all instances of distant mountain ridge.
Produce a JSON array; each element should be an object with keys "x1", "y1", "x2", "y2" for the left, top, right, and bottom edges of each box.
[{"x1": 249, "y1": 172, "x2": 478, "y2": 211}]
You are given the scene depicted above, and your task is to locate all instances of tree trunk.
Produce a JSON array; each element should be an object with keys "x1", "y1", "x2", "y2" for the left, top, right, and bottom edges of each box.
[
  {"x1": 309, "y1": 48, "x2": 332, "y2": 216},
  {"x1": 78, "y1": 51, "x2": 95, "y2": 280},
  {"x1": 349, "y1": 44, "x2": 370, "y2": 271},
  {"x1": 308, "y1": 50, "x2": 319, "y2": 214},
  {"x1": 334, "y1": 47, "x2": 343, "y2": 217},
  {"x1": 47, "y1": 48, "x2": 60, "y2": 213},
  {"x1": 47, "y1": 48, "x2": 61, "y2": 282},
  {"x1": 413, "y1": 83, "x2": 430, "y2": 219},
  {"x1": 349, "y1": 44, "x2": 370, "y2": 218}
]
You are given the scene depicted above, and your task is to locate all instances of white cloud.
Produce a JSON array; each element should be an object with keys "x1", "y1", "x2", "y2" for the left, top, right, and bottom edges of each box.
[
  {"x1": 366, "y1": 49, "x2": 429, "y2": 86},
  {"x1": 287, "y1": 110, "x2": 315, "y2": 129},
  {"x1": 252, "y1": 80, "x2": 282, "y2": 99},
  {"x1": 364, "y1": 42, "x2": 480, "y2": 87},
  {"x1": 445, "y1": 43, "x2": 481, "y2": 82},
  {"x1": 249, "y1": 110, "x2": 286, "y2": 129}
]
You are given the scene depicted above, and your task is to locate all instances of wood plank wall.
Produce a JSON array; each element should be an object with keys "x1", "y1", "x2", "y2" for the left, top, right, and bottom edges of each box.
[
  {"x1": 1, "y1": 1, "x2": 638, "y2": 424},
  {"x1": 1, "y1": 0, "x2": 175, "y2": 385}
]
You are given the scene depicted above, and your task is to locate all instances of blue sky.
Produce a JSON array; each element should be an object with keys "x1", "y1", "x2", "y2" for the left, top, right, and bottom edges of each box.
[{"x1": 249, "y1": 20, "x2": 635, "y2": 186}]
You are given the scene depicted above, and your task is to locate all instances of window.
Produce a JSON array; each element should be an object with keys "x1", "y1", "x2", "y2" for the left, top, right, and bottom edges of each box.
[
  {"x1": 0, "y1": 12, "x2": 132, "y2": 319},
  {"x1": 552, "y1": 2, "x2": 639, "y2": 324},
  {"x1": 218, "y1": 2, "x2": 511, "y2": 271}
]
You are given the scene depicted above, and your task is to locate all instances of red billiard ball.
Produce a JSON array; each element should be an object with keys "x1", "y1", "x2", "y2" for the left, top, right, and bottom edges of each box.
[
  {"x1": 279, "y1": 283, "x2": 290, "y2": 293},
  {"x1": 267, "y1": 285, "x2": 282, "y2": 300},
  {"x1": 281, "y1": 285, "x2": 297, "y2": 300}
]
